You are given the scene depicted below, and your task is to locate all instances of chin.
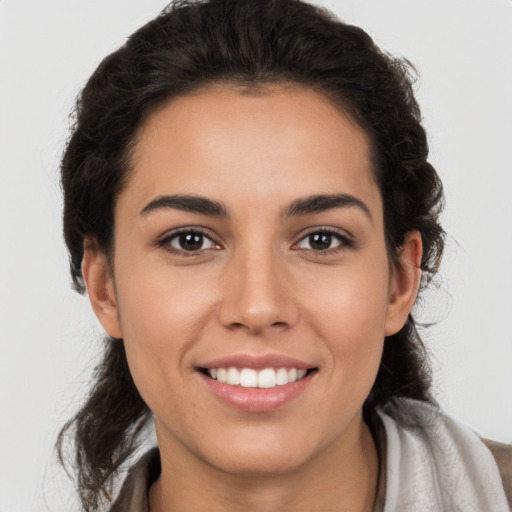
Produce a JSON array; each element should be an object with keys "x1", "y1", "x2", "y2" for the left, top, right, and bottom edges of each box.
[
  {"x1": 212, "y1": 451, "x2": 310, "y2": 478},
  {"x1": 197, "y1": 428, "x2": 320, "y2": 477}
]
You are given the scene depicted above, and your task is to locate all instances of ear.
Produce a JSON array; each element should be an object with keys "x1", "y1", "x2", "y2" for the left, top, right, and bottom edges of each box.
[
  {"x1": 385, "y1": 230, "x2": 423, "y2": 336},
  {"x1": 81, "y1": 238, "x2": 123, "y2": 339}
]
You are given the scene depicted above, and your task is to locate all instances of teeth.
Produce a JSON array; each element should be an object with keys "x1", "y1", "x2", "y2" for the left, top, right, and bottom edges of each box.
[
  {"x1": 258, "y1": 368, "x2": 276, "y2": 388},
  {"x1": 227, "y1": 367, "x2": 240, "y2": 385},
  {"x1": 276, "y1": 367, "x2": 289, "y2": 385},
  {"x1": 240, "y1": 368, "x2": 258, "y2": 387},
  {"x1": 206, "y1": 367, "x2": 310, "y2": 388},
  {"x1": 217, "y1": 367, "x2": 227, "y2": 383}
]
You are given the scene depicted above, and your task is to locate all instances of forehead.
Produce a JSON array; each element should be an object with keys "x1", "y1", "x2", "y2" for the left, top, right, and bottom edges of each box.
[{"x1": 123, "y1": 85, "x2": 381, "y2": 220}]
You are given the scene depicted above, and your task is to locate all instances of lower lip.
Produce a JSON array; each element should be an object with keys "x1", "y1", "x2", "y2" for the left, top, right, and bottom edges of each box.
[{"x1": 197, "y1": 372, "x2": 314, "y2": 412}]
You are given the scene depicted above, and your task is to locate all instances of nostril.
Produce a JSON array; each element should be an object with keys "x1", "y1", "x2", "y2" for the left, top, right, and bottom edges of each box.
[{"x1": 229, "y1": 322, "x2": 246, "y2": 330}]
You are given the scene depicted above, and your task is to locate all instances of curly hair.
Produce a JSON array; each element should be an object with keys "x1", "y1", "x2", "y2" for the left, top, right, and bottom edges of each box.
[{"x1": 57, "y1": 0, "x2": 445, "y2": 509}]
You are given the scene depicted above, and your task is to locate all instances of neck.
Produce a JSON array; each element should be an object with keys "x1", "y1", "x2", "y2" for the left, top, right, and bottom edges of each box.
[{"x1": 149, "y1": 415, "x2": 379, "y2": 512}]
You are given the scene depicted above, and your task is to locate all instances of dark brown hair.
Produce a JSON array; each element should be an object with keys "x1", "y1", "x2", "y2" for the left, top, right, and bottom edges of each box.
[{"x1": 58, "y1": 0, "x2": 445, "y2": 509}]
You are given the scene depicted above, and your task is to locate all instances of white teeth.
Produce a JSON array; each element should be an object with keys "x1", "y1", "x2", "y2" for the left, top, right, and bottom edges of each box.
[
  {"x1": 217, "y1": 367, "x2": 227, "y2": 383},
  {"x1": 258, "y1": 368, "x2": 277, "y2": 388},
  {"x1": 240, "y1": 368, "x2": 258, "y2": 387},
  {"x1": 226, "y1": 367, "x2": 240, "y2": 386},
  {"x1": 206, "y1": 366, "x2": 310, "y2": 388},
  {"x1": 297, "y1": 369, "x2": 307, "y2": 379},
  {"x1": 276, "y1": 367, "x2": 289, "y2": 385}
]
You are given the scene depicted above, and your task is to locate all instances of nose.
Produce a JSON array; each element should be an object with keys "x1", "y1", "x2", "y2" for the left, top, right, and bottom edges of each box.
[{"x1": 218, "y1": 248, "x2": 299, "y2": 335}]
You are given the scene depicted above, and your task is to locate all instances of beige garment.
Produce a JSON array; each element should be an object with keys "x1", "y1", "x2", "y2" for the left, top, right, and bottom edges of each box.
[
  {"x1": 483, "y1": 438, "x2": 512, "y2": 509},
  {"x1": 375, "y1": 400, "x2": 511, "y2": 511}
]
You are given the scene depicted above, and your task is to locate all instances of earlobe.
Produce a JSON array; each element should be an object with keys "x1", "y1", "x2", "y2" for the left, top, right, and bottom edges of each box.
[
  {"x1": 81, "y1": 239, "x2": 123, "y2": 339},
  {"x1": 385, "y1": 231, "x2": 423, "y2": 336}
]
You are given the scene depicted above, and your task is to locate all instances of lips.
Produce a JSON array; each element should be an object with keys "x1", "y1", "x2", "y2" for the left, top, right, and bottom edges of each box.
[{"x1": 196, "y1": 353, "x2": 317, "y2": 411}]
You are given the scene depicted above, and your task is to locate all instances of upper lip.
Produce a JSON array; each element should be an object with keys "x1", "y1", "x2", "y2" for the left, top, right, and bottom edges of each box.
[{"x1": 198, "y1": 353, "x2": 316, "y2": 370}]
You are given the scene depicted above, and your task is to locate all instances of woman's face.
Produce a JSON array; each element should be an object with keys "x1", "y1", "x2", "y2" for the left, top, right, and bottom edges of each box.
[{"x1": 86, "y1": 85, "x2": 419, "y2": 476}]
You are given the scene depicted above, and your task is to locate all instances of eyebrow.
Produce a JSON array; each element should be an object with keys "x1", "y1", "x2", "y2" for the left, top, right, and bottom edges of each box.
[
  {"x1": 140, "y1": 194, "x2": 228, "y2": 217},
  {"x1": 285, "y1": 194, "x2": 373, "y2": 222},
  {"x1": 139, "y1": 192, "x2": 372, "y2": 222}
]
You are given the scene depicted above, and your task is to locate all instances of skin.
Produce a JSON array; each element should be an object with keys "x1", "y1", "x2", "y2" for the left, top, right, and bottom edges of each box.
[{"x1": 83, "y1": 85, "x2": 422, "y2": 512}]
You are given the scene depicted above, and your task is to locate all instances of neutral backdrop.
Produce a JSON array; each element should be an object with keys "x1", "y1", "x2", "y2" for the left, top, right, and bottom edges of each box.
[{"x1": 1, "y1": 0, "x2": 511, "y2": 510}]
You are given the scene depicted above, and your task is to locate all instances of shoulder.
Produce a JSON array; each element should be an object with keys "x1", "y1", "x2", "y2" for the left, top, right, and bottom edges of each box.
[
  {"x1": 375, "y1": 398, "x2": 511, "y2": 511},
  {"x1": 110, "y1": 448, "x2": 160, "y2": 512},
  {"x1": 482, "y1": 438, "x2": 512, "y2": 508}
]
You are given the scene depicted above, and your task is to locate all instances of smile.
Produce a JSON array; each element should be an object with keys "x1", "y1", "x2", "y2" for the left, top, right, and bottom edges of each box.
[
  {"x1": 197, "y1": 354, "x2": 318, "y2": 411},
  {"x1": 206, "y1": 367, "x2": 309, "y2": 389},
  {"x1": 198, "y1": 356, "x2": 317, "y2": 412}
]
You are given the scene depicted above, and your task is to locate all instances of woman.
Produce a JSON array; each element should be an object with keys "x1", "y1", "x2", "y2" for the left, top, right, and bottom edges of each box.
[{"x1": 57, "y1": 0, "x2": 512, "y2": 510}]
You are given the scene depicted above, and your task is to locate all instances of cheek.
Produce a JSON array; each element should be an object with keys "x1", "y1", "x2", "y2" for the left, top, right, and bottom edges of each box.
[
  {"x1": 116, "y1": 256, "x2": 216, "y2": 339},
  {"x1": 300, "y1": 258, "x2": 390, "y2": 378},
  {"x1": 113, "y1": 260, "x2": 219, "y2": 404},
  {"x1": 304, "y1": 260, "x2": 390, "y2": 333}
]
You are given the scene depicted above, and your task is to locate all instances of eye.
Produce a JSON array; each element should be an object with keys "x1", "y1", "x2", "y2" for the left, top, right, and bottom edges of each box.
[
  {"x1": 158, "y1": 229, "x2": 219, "y2": 254},
  {"x1": 294, "y1": 230, "x2": 353, "y2": 252}
]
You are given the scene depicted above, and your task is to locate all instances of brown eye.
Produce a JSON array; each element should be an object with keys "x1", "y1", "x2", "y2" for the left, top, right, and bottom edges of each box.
[
  {"x1": 178, "y1": 233, "x2": 204, "y2": 251},
  {"x1": 308, "y1": 233, "x2": 333, "y2": 250},
  {"x1": 295, "y1": 230, "x2": 353, "y2": 252},
  {"x1": 166, "y1": 231, "x2": 217, "y2": 252}
]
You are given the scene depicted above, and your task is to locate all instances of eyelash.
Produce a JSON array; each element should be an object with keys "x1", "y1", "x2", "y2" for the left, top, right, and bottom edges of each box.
[
  {"x1": 292, "y1": 228, "x2": 354, "y2": 255},
  {"x1": 156, "y1": 228, "x2": 221, "y2": 257},
  {"x1": 156, "y1": 227, "x2": 354, "y2": 257}
]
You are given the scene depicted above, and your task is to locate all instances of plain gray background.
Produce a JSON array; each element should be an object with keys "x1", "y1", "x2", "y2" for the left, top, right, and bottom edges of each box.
[{"x1": 1, "y1": 0, "x2": 511, "y2": 510}]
